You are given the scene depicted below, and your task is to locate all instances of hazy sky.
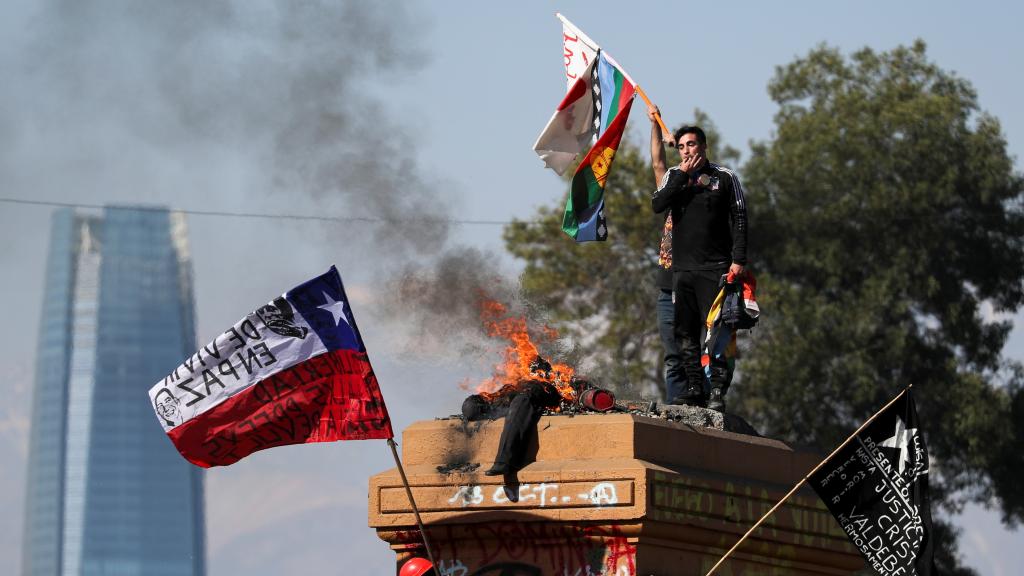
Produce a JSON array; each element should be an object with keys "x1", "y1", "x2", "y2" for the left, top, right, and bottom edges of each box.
[{"x1": 1, "y1": 2, "x2": 1021, "y2": 575}]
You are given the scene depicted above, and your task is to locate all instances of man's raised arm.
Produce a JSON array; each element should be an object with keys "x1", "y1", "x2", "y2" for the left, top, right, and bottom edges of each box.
[{"x1": 648, "y1": 104, "x2": 670, "y2": 185}]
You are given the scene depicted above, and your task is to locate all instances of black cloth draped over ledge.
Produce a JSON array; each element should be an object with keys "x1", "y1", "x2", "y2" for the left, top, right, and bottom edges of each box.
[{"x1": 462, "y1": 381, "x2": 562, "y2": 475}]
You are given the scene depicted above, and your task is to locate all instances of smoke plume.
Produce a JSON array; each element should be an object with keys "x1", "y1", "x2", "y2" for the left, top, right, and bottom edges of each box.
[
  {"x1": 3, "y1": 0, "x2": 448, "y2": 256},
  {"x1": 2, "y1": 0, "x2": 566, "y2": 378}
]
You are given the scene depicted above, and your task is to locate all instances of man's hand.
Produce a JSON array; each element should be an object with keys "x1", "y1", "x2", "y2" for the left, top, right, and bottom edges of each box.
[
  {"x1": 680, "y1": 152, "x2": 703, "y2": 174},
  {"x1": 647, "y1": 104, "x2": 674, "y2": 146},
  {"x1": 728, "y1": 263, "x2": 746, "y2": 281},
  {"x1": 647, "y1": 103, "x2": 659, "y2": 123}
]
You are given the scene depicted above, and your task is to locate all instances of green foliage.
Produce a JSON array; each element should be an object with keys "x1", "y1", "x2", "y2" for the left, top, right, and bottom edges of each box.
[
  {"x1": 503, "y1": 112, "x2": 736, "y2": 395},
  {"x1": 739, "y1": 40, "x2": 1024, "y2": 526},
  {"x1": 735, "y1": 41, "x2": 1024, "y2": 572},
  {"x1": 506, "y1": 41, "x2": 1024, "y2": 571}
]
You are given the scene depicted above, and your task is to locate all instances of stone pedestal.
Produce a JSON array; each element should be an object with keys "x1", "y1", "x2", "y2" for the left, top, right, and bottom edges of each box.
[{"x1": 369, "y1": 414, "x2": 862, "y2": 575}]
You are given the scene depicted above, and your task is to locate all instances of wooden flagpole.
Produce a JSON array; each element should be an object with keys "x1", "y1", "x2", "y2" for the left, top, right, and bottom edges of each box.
[
  {"x1": 387, "y1": 437, "x2": 439, "y2": 570},
  {"x1": 634, "y1": 85, "x2": 671, "y2": 141},
  {"x1": 703, "y1": 385, "x2": 913, "y2": 576}
]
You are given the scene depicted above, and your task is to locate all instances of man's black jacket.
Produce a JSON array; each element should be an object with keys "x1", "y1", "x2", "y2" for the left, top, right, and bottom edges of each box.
[{"x1": 651, "y1": 162, "x2": 748, "y2": 271}]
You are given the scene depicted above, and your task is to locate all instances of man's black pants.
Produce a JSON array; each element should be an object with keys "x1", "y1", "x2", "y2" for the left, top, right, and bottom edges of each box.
[
  {"x1": 492, "y1": 383, "x2": 561, "y2": 469},
  {"x1": 672, "y1": 268, "x2": 729, "y2": 393}
]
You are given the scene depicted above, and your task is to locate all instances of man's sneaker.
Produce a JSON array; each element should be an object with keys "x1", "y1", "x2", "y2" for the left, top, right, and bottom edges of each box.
[
  {"x1": 672, "y1": 383, "x2": 706, "y2": 407},
  {"x1": 707, "y1": 388, "x2": 726, "y2": 412}
]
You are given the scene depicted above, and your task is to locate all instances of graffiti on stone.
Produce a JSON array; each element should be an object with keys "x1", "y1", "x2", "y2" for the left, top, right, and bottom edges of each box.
[
  {"x1": 447, "y1": 482, "x2": 619, "y2": 509},
  {"x1": 437, "y1": 558, "x2": 469, "y2": 576},
  {"x1": 429, "y1": 523, "x2": 636, "y2": 576}
]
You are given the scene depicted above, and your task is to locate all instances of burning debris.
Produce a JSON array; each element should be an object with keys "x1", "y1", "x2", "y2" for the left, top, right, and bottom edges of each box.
[
  {"x1": 473, "y1": 300, "x2": 579, "y2": 402},
  {"x1": 467, "y1": 299, "x2": 617, "y2": 417},
  {"x1": 458, "y1": 300, "x2": 621, "y2": 476},
  {"x1": 446, "y1": 298, "x2": 760, "y2": 477},
  {"x1": 462, "y1": 357, "x2": 618, "y2": 477},
  {"x1": 463, "y1": 370, "x2": 616, "y2": 419}
]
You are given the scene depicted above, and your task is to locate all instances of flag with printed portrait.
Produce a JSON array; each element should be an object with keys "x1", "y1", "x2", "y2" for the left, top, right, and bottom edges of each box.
[{"x1": 148, "y1": 266, "x2": 392, "y2": 468}]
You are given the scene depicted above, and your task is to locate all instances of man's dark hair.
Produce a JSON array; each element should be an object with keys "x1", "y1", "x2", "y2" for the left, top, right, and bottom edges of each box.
[{"x1": 673, "y1": 125, "x2": 707, "y2": 147}]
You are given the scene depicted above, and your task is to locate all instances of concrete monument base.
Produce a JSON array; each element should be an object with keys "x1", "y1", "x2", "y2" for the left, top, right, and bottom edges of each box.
[{"x1": 369, "y1": 414, "x2": 862, "y2": 575}]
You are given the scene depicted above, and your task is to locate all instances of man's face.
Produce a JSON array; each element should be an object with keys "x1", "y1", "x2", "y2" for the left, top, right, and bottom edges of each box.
[
  {"x1": 258, "y1": 303, "x2": 285, "y2": 325},
  {"x1": 155, "y1": 391, "x2": 180, "y2": 424},
  {"x1": 677, "y1": 133, "x2": 706, "y2": 163}
]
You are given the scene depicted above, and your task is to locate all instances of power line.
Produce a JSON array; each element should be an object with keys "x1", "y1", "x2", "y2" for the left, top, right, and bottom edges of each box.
[{"x1": 0, "y1": 196, "x2": 512, "y2": 226}]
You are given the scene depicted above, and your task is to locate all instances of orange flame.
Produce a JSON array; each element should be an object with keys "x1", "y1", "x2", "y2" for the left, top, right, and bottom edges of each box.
[{"x1": 476, "y1": 299, "x2": 576, "y2": 403}]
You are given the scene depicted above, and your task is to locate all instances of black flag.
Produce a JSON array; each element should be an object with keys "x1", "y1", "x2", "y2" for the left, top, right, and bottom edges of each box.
[{"x1": 808, "y1": 390, "x2": 935, "y2": 575}]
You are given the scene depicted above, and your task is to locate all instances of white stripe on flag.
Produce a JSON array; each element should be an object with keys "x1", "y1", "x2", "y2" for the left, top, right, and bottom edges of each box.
[
  {"x1": 533, "y1": 56, "x2": 599, "y2": 175},
  {"x1": 557, "y1": 13, "x2": 600, "y2": 93},
  {"x1": 148, "y1": 298, "x2": 327, "y2": 433}
]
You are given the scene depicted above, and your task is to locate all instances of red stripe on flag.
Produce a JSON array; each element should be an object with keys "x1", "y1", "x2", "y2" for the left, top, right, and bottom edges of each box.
[
  {"x1": 618, "y1": 82, "x2": 635, "y2": 113},
  {"x1": 573, "y1": 96, "x2": 634, "y2": 179},
  {"x1": 557, "y1": 75, "x2": 590, "y2": 111},
  {"x1": 166, "y1": 348, "x2": 393, "y2": 468}
]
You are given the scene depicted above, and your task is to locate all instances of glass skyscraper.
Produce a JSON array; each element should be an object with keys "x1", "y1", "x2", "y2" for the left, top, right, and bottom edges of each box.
[{"x1": 22, "y1": 207, "x2": 205, "y2": 576}]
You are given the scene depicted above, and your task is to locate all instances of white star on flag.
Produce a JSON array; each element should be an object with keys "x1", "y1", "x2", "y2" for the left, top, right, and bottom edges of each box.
[
  {"x1": 879, "y1": 415, "x2": 918, "y2": 474},
  {"x1": 318, "y1": 291, "x2": 349, "y2": 327}
]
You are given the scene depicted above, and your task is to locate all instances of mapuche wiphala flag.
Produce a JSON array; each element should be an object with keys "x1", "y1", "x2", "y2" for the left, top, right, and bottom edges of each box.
[
  {"x1": 148, "y1": 266, "x2": 392, "y2": 467},
  {"x1": 533, "y1": 14, "x2": 636, "y2": 242},
  {"x1": 808, "y1": 390, "x2": 935, "y2": 575}
]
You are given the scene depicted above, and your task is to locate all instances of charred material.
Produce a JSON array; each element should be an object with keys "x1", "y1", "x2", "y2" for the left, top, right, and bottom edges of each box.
[
  {"x1": 620, "y1": 399, "x2": 658, "y2": 413},
  {"x1": 436, "y1": 462, "x2": 481, "y2": 475},
  {"x1": 528, "y1": 355, "x2": 552, "y2": 378},
  {"x1": 462, "y1": 381, "x2": 561, "y2": 477},
  {"x1": 463, "y1": 367, "x2": 625, "y2": 477},
  {"x1": 461, "y1": 394, "x2": 499, "y2": 421},
  {"x1": 658, "y1": 403, "x2": 761, "y2": 436},
  {"x1": 461, "y1": 349, "x2": 769, "y2": 477}
]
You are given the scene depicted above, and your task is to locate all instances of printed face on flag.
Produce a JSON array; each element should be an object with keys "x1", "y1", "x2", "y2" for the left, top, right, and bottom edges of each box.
[{"x1": 148, "y1": 266, "x2": 393, "y2": 468}]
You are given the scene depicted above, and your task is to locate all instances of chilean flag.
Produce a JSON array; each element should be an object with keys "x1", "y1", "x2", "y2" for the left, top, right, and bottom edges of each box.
[{"x1": 148, "y1": 266, "x2": 393, "y2": 468}]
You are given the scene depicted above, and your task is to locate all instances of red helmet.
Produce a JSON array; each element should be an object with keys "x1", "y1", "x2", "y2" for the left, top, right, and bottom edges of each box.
[{"x1": 400, "y1": 557, "x2": 435, "y2": 576}]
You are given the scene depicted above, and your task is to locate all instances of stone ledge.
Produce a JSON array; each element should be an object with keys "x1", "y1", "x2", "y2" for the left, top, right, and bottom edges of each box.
[
  {"x1": 399, "y1": 414, "x2": 812, "y2": 484},
  {"x1": 369, "y1": 414, "x2": 862, "y2": 575},
  {"x1": 370, "y1": 461, "x2": 648, "y2": 526}
]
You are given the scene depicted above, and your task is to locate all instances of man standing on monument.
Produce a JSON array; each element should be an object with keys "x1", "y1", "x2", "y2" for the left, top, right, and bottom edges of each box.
[
  {"x1": 648, "y1": 106, "x2": 685, "y2": 405},
  {"x1": 648, "y1": 105, "x2": 749, "y2": 412}
]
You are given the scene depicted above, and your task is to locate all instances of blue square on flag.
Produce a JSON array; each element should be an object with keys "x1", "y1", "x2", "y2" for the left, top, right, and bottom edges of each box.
[{"x1": 288, "y1": 267, "x2": 364, "y2": 353}]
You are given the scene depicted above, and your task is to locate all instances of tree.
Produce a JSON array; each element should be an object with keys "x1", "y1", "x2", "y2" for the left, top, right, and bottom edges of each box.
[
  {"x1": 504, "y1": 113, "x2": 737, "y2": 396},
  {"x1": 737, "y1": 41, "x2": 1024, "y2": 573},
  {"x1": 506, "y1": 42, "x2": 1024, "y2": 573}
]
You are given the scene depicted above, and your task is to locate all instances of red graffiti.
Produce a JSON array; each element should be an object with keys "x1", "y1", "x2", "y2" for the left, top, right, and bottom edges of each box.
[
  {"x1": 414, "y1": 522, "x2": 635, "y2": 575},
  {"x1": 600, "y1": 531, "x2": 636, "y2": 575}
]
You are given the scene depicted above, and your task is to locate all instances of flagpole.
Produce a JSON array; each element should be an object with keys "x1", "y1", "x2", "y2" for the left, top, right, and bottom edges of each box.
[
  {"x1": 633, "y1": 85, "x2": 671, "y2": 141},
  {"x1": 555, "y1": 12, "x2": 600, "y2": 52},
  {"x1": 703, "y1": 385, "x2": 913, "y2": 576},
  {"x1": 387, "y1": 437, "x2": 439, "y2": 570},
  {"x1": 553, "y1": 13, "x2": 668, "y2": 142}
]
